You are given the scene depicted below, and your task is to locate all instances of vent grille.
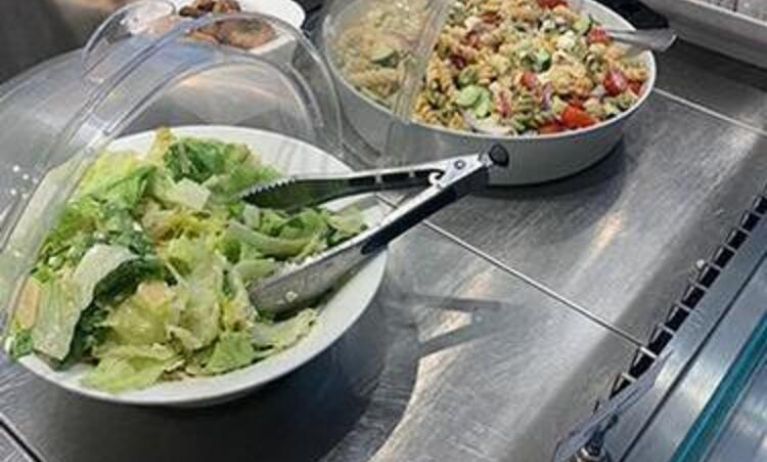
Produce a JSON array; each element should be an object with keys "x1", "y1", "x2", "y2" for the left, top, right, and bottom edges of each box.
[{"x1": 609, "y1": 190, "x2": 767, "y2": 397}]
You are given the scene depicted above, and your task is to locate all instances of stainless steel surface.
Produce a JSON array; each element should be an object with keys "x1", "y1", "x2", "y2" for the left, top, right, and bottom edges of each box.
[
  {"x1": 597, "y1": 199, "x2": 767, "y2": 461},
  {"x1": 604, "y1": 28, "x2": 677, "y2": 52},
  {"x1": 617, "y1": 225, "x2": 767, "y2": 461},
  {"x1": 705, "y1": 360, "x2": 767, "y2": 462},
  {"x1": 425, "y1": 92, "x2": 767, "y2": 341},
  {"x1": 0, "y1": 427, "x2": 34, "y2": 462},
  {"x1": 1, "y1": 1, "x2": 767, "y2": 461},
  {"x1": 0, "y1": 224, "x2": 636, "y2": 462},
  {"x1": 250, "y1": 151, "x2": 503, "y2": 314},
  {"x1": 655, "y1": 41, "x2": 767, "y2": 133}
]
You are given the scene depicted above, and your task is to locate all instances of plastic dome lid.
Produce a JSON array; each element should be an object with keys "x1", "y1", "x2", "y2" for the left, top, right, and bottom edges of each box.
[{"x1": 0, "y1": 0, "x2": 345, "y2": 327}]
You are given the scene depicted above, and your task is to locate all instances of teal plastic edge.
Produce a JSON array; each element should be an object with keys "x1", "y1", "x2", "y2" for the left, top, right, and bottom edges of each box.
[{"x1": 671, "y1": 313, "x2": 767, "y2": 462}]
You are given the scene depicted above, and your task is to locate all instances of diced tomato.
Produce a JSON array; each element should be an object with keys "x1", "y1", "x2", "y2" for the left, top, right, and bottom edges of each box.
[
  {"x1": 539, "y1": 122, "x2": 565, "y2": 134},
  {"x1": 587, "y1": 27, "x2": 611, "y2": 45},
  {"x1": 628, "y1": 80, "x2": 644, "y2": 96},
  {"x1": 561, "y1": 105, "x2": 597, "y2": 129},
  {"x1": 537, "y1": 0, "x2": 567, "y2": 8},
  {"x1": 521, "y1": 71, "x2": 538, "y2": 91},
  {"x1": 603, "y1": 69, "x2": 628, "y2": 96}
]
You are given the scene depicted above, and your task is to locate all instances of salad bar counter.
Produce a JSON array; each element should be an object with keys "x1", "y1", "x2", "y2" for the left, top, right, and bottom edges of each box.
[{"x1": 0, "y1": 1, "x2": 765, "y2": 461}]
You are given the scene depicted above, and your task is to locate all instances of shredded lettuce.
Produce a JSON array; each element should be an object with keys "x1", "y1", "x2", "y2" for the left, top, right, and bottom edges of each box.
[
  {"x1": 104, "y1": 281, "x2": 180, "y2": 346},
  {"x1": 10, "y1": 129, "x2": 367, "y2": 393},
  {"x1": 226, "y1": 221, "x2": 312, "y2": 258},
  {"x1": 32, "y1": 245, "x2": 137, "y2": 360},
  {"x1": 83, "y1": 344, "x2": 179, "y2": 393},
  {"x1": 164, "y1": 178, "x2": 210, "y2": 211},
  {"x1": 204, "y1": 331, "x2": 257, "y2": 375},
  {"x1": 251, "y1": 309, "x2": 317, "y2": 351}
]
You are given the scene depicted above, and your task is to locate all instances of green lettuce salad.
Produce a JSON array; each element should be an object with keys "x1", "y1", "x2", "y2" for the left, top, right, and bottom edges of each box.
[{"x1": 5, "y1": 129, "x2": 365, "y2": 393}]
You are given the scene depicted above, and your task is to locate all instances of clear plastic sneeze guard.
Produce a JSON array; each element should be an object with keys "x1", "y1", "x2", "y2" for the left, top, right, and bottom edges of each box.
[
  {"x1": 319, "y1": 0, "x2": 458, "y2": 165},
  {"x1": 0, "y1": 0, "x2": 345, "y2": 333}
]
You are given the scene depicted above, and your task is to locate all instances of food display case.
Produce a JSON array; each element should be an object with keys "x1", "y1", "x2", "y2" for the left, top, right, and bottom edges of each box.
[
  {"x1": 0, "y1": 1, "x2": 387, "y2": 405},
  {"x1": 0, "y1": 1, "x2": 766, "y2": 462}
]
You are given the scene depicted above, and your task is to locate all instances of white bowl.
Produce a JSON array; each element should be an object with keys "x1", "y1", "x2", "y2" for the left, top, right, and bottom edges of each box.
[
  {"x1": 326, "y1": 0, "x2": 656, "y2": 185},
  {"x1": 16, "y1": 126, "x2": 387, "y2": 406}
]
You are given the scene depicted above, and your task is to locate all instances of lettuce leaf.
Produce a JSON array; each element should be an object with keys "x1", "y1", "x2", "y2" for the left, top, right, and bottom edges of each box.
[
  {"x1": 76, "y1": 152, "x2": 142, "y2": 199},
  {"x1": 226, "y1": 221, "x2": 311, "y2": 258},
  {"x1": 57, "y1": 303, "x2": 109, "y2": 368},
  {"x1": 141, "y1": 202, "x2": 225, "y2": 242},
  {"x1": 147, "y1": 127, "x2": 175, "y2": 165},
  {"x1": 251, "y1": 309, "x2": 317, "y2": 350},
  {"x1": 104, "y1": 281, "x2": 180, "y2": 346},
  {"x1": 161, "y1": 235, "x2": 221, "y2": 277},
  {"x1": 83, "y1": 344, "x2": 179, "y2": 393},
  {"x1": 233, "y1": 259, "x2": 277, "y2": 284},
  {"x1": 179, "y1": 269, "x2": 223, "y2": 348},
  {"x1": 76, "y1": 152, "x2": 154, "y2": 211},
  {"x1": 204, "y1": 331, "x2": 256, "y2": 375},
  {"x1": 221, "y1": 270, "x2": 254, "y2": 330},
  {"x1": 164, "y1": 137, "x2": 249, "y2": 184},
  {"x1": 32, "y1": 245, "x2": 137, "y2": 360},
  {"x1": 164, "y1": 178, "x2": 210, "y2": 211},
  {"x1": 326, "y1": 208, "x2": 367, "y2": 244},
  {"x1": 8, "y1": 330, "x2": 34, "y2": 359},
  {"x1": 205, "y1": 163, "x2": 280, "y2": 201}
]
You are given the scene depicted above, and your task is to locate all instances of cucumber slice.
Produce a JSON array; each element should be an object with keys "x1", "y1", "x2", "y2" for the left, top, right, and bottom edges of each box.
[
  {"x1": 456, "y1": 85, "x2": 483, "y2": 107},
  {"x1": 573, "y1": 16, "x2": 592, "y2": 35}
]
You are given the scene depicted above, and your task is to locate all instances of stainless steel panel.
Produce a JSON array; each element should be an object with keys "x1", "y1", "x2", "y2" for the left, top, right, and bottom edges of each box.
[
  {"x1": 622, "y1": 254, "x2": 767, "y2": 461},
  {"x1": 424, "y1": 93, "x2": 767, "y2": 340},
  {"x1": 655, "y1": 41, "x2": 767, "y2": 133},
  {"x1": 0, "y1": 427, "x2": 34, "y2": 462},
  {"x1": 0, "y1": 225, "x2": 636, "y2": 462},
  {"x1": 602, "y1": 212, "x2": 767, "y2": 461},
  {"x1": 705, "y1": 361, "x2": 767, "y2": 462}
]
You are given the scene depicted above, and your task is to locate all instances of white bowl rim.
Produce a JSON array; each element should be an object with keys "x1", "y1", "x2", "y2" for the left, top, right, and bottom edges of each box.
[{"x1": 328, "y1": 0, "x2": 657, "y2": 142}]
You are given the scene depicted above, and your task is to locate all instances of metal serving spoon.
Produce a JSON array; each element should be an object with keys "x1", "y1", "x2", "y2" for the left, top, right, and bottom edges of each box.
[{"x1": 604, "y1": 28, "x2": 677, "y2": 52}]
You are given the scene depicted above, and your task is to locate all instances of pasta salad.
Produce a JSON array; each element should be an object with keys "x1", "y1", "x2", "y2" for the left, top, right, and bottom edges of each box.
[{"x1": 333, "y1": 0, "x2": 649, "y2": 136}]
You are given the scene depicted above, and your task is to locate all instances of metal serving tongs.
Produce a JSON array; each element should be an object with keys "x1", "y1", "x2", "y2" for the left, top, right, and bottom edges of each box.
[{"x1": 241, "y1": 145, "x2": 510, "y2": 315}]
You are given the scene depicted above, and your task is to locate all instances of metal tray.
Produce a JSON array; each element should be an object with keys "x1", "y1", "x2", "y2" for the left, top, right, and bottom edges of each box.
[{"x1": 642, "y1": 0, "x2": 767, "y2": 68}]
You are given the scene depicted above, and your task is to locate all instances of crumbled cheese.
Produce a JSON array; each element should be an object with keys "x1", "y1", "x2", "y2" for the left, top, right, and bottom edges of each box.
[{"x1": 556, "y1": 31, "x2": 576, "y2": 50}]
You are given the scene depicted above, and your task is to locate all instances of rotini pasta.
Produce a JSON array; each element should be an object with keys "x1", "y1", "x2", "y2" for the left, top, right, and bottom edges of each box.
[{"x1": 333, "y1": 0, "x2": 649, "y2": 135}]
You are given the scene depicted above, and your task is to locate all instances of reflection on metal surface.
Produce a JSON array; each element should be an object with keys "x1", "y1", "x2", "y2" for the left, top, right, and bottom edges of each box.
[
  {"x1": 705, "y1": 359, "x2": 767, "y2": 462},
  {"x1": 610, "y1": 211, "x2": 767, "y2": 461},
  {"x1": 425, "y1": 94, "x2": 767, "y2": 342},
  {"x1": 0, "y1": 427, "x2": 35, "y2": 462},
  {"x1": 655, "y1": 41, "x2": 767, "y2": 133}
]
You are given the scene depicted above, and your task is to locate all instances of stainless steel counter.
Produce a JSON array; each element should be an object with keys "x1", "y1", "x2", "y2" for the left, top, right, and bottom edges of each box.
[
  {"x1": 0, "y1": 1, "x2": 766, "y2": 462},
  {"x1": 0, "y1": 426, "x2": 34, "y2": 462}
]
